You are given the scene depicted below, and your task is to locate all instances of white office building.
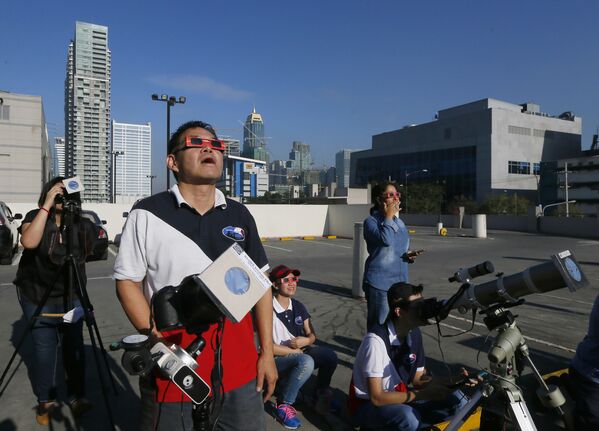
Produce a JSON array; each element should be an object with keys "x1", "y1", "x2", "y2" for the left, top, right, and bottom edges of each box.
[
  {"x1": 54, "y1": 137, "x2": 66, "y2": 176},
  {"x1": 64, "y1": 21, "x2": 112, "y2": 202},
  {"x1": 111, "y1": 121, "x2": 151, "y2": 202},
  {"x1": 351, "y1": 98, "x2": 582, "y2": 203}
]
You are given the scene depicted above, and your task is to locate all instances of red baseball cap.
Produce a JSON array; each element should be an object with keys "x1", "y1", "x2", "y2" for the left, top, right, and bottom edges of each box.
[{"x1": 269, "y1": 265, "x2": 301, "y2": 282}]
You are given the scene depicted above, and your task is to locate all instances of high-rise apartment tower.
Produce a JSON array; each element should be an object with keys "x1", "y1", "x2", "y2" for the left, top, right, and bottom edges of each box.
[{"x1": 64, "y1": 21, "x2": 111, "y2": 202}]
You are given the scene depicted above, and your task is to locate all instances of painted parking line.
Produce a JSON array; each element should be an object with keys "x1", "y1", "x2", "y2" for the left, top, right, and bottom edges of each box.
[
  {"x1": 108, "y1": 245, "x2": 118, "y2": 257},
  {"x1": 441, "y1": 314, "x2": 576, "y2": 353},
  {"x1": 540, "y1": 293, "x2": 595, "y2": 306},
  {"x1": 291, "y1": 239, "x2": 352, "y2": 249},
  {"x1": 263, "y1": 244, "x2": 293, "y2": 252},
  {"x1": 577, "y1": 240, "x2": 599, "y2": 246}
]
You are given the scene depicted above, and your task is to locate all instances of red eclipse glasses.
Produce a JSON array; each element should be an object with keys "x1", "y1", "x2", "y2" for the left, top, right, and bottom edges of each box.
[
  {"x1": 282, "y1": 276, "x2": 299, "y2": 283},
  {"x1": 383, "y1": 192, "x2": 401, "y2": 199},
  {"x1": 174, "y1": 136, "x2": 227, "y2": 154}
]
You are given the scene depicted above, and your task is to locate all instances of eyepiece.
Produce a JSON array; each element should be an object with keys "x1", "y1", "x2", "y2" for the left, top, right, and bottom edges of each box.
[{"x1": 449, "y1": 261, "x2": 494, "y2": 283}]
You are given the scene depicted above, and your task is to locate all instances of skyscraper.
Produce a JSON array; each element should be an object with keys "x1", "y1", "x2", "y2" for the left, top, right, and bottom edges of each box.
[
  {"x1": 335, "y1": 149, "x2": 354, "y2": 189},
  {"x1": 64, "y1": 21, "x2": 111, "y2": 202},
  {"x1": 243, "y1": 107, "x2": 268, "y2": 162},
  {"x1": 111, "y1": 121, "x2": 151, "y2": 201},
  {"x1": 287, "y1": 141, "x2": 312, "y2": 174}
]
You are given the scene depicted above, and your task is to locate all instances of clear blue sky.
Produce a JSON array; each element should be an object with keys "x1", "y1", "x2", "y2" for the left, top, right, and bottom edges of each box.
[{"x1": 1, "y1": 0, "x2": 597, "y2": 191}]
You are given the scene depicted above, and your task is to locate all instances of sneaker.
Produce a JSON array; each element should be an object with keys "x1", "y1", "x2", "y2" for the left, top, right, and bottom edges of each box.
[
  {"x1": 36, "y1": 401, "x2": 58, "y2": 425},
  {"x1": 274, "y1": 402, "x2": 301, "y2": 429},
  {"x1": 69, "y1": 398, "x2": 93, "y2": 418}
]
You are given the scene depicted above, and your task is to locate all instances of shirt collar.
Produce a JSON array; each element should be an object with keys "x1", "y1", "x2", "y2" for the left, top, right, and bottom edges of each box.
[
  {"x1": 273, "y1": 296, "x2": 293, "y2": 313},
  {"x1": 374, "y1": 210, "x2": 398, "y2": 221},
  {"x1": 387, "y1": 321, "x2": 412, "y2": 347},
  {"x1": 169, "y1": 184, "x2": 227, "y2": 210}
]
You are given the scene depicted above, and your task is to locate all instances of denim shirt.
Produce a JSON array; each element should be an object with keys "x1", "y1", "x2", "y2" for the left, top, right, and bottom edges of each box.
[
  {"x1": 572, "y1": 294, "x2": 599, "y2": 384},
  {"x1": 363, "y1": 211, "x2": 410, "y2": 291}
]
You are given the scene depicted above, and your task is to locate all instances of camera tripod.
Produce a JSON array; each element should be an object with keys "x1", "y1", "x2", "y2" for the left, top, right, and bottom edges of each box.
[
  {"x1": 443, "y1": 304, "x2": 571, "y2": 431},
  {"x1": 0, "y1": 206, "x2": 117, "y2": 430}
]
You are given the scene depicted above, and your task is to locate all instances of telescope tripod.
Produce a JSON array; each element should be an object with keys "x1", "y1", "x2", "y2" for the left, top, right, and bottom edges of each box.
[
  {"x1": 444, "y1": 305, "x2": 571, "y2": 431},
  {"x1": 0, "y1": 249, "x2": 117, "y2": 429}
]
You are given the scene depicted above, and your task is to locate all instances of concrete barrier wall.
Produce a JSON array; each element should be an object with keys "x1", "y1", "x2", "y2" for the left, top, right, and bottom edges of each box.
[
  {"x1": 245, "y1": 204, "x2": 329, "y2": 238},
  {"x1": 6, "y1": 201, "x2": 598, "y2": 241},
  {"x1": 540, "y1": 216, "x2": 599, "y2": 239},
  {"x1": 326, "y1": 204, "x2": 370, "y2": 238}
]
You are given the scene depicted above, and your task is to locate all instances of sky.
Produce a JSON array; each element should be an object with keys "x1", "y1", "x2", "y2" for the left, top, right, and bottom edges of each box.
[{"x1": 1, "y1": 0, "x2": 598, "y2": 191}]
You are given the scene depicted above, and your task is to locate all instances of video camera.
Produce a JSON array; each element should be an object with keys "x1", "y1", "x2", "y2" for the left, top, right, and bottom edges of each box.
[
  {"x1": 55, "y1": 176, "x2": 84, "y2": 215},
  {"x1": 111, "y1": 244, "x2": 272, "y2": 405},
  {"x1": 415, "y1": 250, "x2": 588, "y2": 324}
]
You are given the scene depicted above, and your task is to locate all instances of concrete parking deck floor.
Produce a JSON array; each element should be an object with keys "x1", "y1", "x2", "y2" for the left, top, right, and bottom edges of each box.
[{"x1": 0, "y1": 227, "x2": 597, "y2": 430}]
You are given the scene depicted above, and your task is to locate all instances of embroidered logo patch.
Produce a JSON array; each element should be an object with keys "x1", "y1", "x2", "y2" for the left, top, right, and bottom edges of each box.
[
  {"x1": 295, "y1": 316, "x2": 303, "y2": 326},
  {"x1": 408, "y1": 353, "x2": 417, "y2": 364},
  {"x1": 222, "y1": 226, "x2": 246, "y2": 241}
]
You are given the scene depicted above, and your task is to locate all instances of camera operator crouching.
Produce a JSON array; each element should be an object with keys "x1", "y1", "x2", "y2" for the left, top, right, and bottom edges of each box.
[
  {"x1": 13, "y1": 177, "x2": 95, "y2": 425},
  {"x1": 114, "y1": 121, "x2": 277, "y2": 430}
]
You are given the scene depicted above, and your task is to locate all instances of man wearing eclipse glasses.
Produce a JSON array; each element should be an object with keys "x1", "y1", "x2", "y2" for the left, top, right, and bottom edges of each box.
[{"x1": 114, "y1": 120, "x2": 277, "y2": 430}]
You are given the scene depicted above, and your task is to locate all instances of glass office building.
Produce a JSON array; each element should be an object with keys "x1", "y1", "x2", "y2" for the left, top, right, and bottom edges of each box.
[{"x1": 243, "y1": 107, "x2": 268, "y2": 162}]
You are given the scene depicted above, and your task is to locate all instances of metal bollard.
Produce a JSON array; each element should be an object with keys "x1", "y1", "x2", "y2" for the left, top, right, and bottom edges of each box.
[{"x1": 352, "y1": 222, "x2": 367, "y2": 299}]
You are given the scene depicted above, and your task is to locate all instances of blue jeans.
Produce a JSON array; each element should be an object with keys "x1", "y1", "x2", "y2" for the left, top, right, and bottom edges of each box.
[
  {"x1": 353, "y1": 390, "x2": 468, "y2": 431},
  {"x1": 274, "y1": 353, "x2": 314, "y2": 404},
  {"x1": 304, "y1": 345, "x2": 338, "y2": 390},
  {"x1": 364, "y1": 283, "x2": 389, "y2": 330},
  {"x1": 19, "y1": 292, "x2": 85, "y2": 403},
  {"x1": 139, "y1": 377, "x2": 266, "y2": 431}
]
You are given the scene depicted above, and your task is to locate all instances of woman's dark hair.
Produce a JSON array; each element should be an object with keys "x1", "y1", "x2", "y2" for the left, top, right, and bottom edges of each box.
[
  {"x1": 370, "y1": 180, "x2": 399, "y2": 215},
  {"x1": 37, "y1": 176, "x2": 81, "y2": 209}
]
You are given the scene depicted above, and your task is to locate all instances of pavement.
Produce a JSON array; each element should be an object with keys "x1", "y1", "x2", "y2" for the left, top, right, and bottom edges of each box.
[{"x1": 0, "y1": 227, "x2": 597, "y2": 430}]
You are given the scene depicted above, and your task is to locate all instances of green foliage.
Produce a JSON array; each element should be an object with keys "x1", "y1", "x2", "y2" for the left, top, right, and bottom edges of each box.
[
  {"x1": 554, "y1": 203, "x2": 584, "y2": 218},
  {"x1": 447, "y1": 195, "x2": 479, "y2": 215},
  {"x1": 403, "y1": 182, "x2": 445, "y2": 214},
  {"x1": 479, "y1": 194, "x2": 532, "y2": 215}
]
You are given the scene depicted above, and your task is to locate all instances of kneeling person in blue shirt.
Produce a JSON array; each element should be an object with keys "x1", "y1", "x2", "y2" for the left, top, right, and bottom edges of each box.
[
  {"x1": 350, "y1": 282, "x2": 472, "y2": 431},
  {"x1": 269, "y1": 265, "x2": 338, "y2": 429}
]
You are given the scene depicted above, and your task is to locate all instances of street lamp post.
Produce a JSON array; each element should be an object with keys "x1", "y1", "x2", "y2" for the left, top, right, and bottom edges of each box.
[
  {"x1": 111, "y1": 150, "x2": 124, "y2": 203},
  {"x1": 146, "y1": 174, "x2": 157, "y2": 196},
  {"x1": 404, "y1": 169, "x2": 428, "y2": 213},
  {"x1": 151, "y1": 94, "x2": 186, "y2": 190}
]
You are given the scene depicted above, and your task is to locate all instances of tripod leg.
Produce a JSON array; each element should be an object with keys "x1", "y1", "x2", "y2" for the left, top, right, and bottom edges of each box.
[
  {"x1": 71, "y1": 260, "x2": 118, "y2": 394},
  {"x1": 69, "y1": 258, "x2": 116, "y2": 431},
  {"x1": 507, "y1": 400, "x2": 538, "y2": 431},
  {"x1": 444, "y1": 389, "x2": 484, "y2": 431}
]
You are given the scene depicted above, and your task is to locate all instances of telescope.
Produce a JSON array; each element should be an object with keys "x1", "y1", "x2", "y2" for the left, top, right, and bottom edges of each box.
[
  {"x1": 432, "y1": 250, "x2": 588, "y2": 431},
  {"x1": 419, "y1": 250, "x2": 588, "y2": 323}
]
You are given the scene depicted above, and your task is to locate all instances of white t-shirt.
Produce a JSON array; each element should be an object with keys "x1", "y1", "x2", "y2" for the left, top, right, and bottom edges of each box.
[{"x1": 352, "y1": 322, "x2": 425, "y2": 399}]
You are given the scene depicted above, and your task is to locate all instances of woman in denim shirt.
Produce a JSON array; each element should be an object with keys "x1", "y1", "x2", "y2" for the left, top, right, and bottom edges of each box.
[{"x1": 363, "y1": 181, "x2": 419, "y2": 330}]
